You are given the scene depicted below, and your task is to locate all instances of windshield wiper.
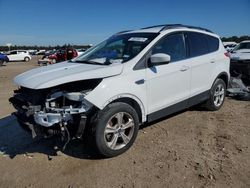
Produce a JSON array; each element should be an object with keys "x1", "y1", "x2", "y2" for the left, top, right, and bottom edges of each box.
[{"x1": 72, "y1": 60, "x2": 107, "y2": 65}]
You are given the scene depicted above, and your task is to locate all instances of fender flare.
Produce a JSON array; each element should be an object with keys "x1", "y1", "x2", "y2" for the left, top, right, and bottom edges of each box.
[{"x1": 101, "y1": 93, "x2": 147, "y2": 123}]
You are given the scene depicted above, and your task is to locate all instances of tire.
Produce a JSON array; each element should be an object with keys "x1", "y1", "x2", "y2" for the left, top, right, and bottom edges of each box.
[
  {"x1": 93, "y1": 102, "x2": 139, "y2": 157},
  {"x1": 24, "y1": 57, "x2": 30, "y2": 62},
  {"x1": 204, "y1": 78, "x2": 226, "y2": 111},
  {"x1": 17, "y1": 119, "x2": 32, "y2": 133},
  {"x1": 0, "y1": 60, "x2": 3, "y2": 66}
]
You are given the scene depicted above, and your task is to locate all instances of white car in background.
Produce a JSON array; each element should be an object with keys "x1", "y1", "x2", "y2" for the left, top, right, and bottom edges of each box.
[
  {"x1": 230, "y1": 40, "x2": 250, "y2": 61},
  {"x1": 230, "y1": 40, "x2": 250, "y2": 81},
  {"x1": 76, "y1": 48, "x2": 87, "y2": 56},
  {"x1": 7, "y1": 50, "x2": 32, "y2": 62}
]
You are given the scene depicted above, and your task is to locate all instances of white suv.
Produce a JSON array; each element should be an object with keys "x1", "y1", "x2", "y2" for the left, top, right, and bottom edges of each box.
[
  {"x1": 10, "y1": 24, "x2": 230, "y2": 157},
  {"x1": 7, "y1": 50, "x2": 32, "y2": 62}
]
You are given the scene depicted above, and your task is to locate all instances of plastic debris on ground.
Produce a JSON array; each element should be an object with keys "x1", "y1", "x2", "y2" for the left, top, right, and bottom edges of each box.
[{"x1": 227, "y1": 76, "x2": 250, "y2": 101}]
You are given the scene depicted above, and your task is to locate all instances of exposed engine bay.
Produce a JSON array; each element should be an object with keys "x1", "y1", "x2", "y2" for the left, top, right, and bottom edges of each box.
[{"x1": 9, "y1": 79, "x2": 102, "y2": 149}]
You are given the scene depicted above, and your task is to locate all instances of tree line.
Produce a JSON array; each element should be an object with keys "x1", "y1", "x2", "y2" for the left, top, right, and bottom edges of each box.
[
  {"x1": 1, "y1": 35, "x2": 250, "y2": 51},
  {"x1": 221, "y1": 35, "x2": 250, "y2": 43},
  {"x1": 0, "y1": 44, "x2": 92, "y2": 52}
]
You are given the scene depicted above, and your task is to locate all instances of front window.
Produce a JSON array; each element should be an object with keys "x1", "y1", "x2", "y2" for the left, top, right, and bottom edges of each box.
[
  {"x1": 152, "y1": 33, "x2": 186, "y2": 62},
  {"x1": 72, "y1": 32, "x2": 159, "y2": 65}
]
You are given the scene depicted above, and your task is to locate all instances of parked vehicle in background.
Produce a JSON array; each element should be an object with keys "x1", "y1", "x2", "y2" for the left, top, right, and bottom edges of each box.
[
  {"x1": 0, "y1": 53, "x2": 9, "y2": 66},
  {"x1": 76, "y1": 48, "x2": 87, "y2": 56},
  {"x1": 6, "y1": 50, "x2": 31, "y2": 62},
  {"x1": 48, "y1": 48, "x2": 78, "y2": 62},
  {"x1": 230, "y1": 40, "x2": 250, "y2": 83},
  {"x1": 38, "y1": 48, "x2": 78, "y2": 65},
  {"x1": 223, "y1": 41, "x2": 238, "y2": 52},
  {"x1": 10, "y1": 24, "x2": 230, "y2": 157},
  {"x1": 36, "y1": 50, "x2": 46, "y2": 55},
  {"x1": 27, "y1": 50, "x2": 38, "y2": 55}
]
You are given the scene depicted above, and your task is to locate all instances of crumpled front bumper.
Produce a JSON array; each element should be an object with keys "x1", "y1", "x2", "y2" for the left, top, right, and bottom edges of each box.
[{"x1": 34, "y1": 112, "x2": 72, "y2": 127}]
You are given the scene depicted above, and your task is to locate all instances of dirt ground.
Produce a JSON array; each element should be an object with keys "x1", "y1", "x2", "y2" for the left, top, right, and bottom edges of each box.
[{"x1": 0, "y1": 57, "x2": 249, "y2": 188}]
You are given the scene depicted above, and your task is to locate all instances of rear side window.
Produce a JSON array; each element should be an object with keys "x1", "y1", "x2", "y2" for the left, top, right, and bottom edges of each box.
[
  {"x1": 187, "y1": 32, "x2": 219, "y2": 57},
  {"x1": 187, "y1": 32, "x2": 208, "y2": 57}
]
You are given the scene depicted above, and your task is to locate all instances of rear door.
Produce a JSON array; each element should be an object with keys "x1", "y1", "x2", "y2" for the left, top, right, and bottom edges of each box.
[{"x1": 185, "y1": 32, "x2": 219, "y2": 98}]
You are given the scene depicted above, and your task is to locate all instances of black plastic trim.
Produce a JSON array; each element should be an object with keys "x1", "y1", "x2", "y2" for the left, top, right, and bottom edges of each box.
[{"x1": 147, "y1": 90, "x2": 210, "y2": 122}]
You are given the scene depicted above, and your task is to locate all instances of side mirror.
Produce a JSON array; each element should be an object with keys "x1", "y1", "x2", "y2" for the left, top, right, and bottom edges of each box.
[{"x1": 150, "y1": 53, "x2": 171, "y2": 66}]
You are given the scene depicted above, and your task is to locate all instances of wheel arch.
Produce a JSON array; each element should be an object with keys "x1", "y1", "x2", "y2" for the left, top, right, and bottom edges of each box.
[
  {"x1": 102, "y1": 94, "x2": 146, "y2": 123},
  {"x1": 215, "y1": 72, "x2": 229, "y2": 88}
]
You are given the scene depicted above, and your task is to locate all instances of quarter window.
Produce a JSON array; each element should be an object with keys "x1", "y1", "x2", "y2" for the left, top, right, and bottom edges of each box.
[{"x1": 151, "y1": 33, "x2": 186, "y2": 62}]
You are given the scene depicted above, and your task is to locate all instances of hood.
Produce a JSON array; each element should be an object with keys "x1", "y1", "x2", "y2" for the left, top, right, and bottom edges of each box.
[{"x1": 14, "y1": 61, "x2": 123, "y2": 89}]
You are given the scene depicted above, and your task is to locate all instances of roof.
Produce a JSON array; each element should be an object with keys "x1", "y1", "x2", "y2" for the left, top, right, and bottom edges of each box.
[{"x1": 120, "y1": 24, "x2": 214, "y2": 35}]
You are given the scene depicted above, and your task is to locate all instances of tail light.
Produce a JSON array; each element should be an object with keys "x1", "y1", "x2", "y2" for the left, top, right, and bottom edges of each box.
[{"x1": 224, "y1": 52, "x2": 230, "y2": 58}]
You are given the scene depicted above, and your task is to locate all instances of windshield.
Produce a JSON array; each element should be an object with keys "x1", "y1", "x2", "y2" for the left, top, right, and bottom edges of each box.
[{"x1": 72, "y1": 32, "x2": 159, "y2": 65}]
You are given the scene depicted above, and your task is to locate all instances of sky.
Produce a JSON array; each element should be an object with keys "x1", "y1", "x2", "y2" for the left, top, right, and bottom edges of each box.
[{"x1": 0, "y1": 0, "x2": 249, "y2": 46}]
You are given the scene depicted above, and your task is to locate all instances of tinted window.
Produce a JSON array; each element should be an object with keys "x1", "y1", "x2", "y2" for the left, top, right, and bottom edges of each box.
[
  {"x1": 187, "y1": 32, "x2": 208, "y2": 57},
  {"x1": 206, "y1": 35, "x2": 219, "y2": 53},
  {"x1": 152, "y1": 33, "x2": 186, "y2": 62},
  {"x1": 10, "y1": 51, "x2": 17, "y2": 55}
]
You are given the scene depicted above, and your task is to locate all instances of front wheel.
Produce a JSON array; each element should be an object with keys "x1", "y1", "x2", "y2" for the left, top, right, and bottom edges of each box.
[
  {"x1": 0, "y1": 60, "x2": 3, "y2": 66},
  {"x1": 93, "y1": 102, "x2": 139, "y2": 157},
  {"x1": 204, "y1": 78, "x2": 226, "y2": 111}
]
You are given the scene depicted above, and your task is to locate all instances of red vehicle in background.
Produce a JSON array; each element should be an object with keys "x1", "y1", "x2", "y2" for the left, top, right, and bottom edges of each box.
[
  {"x1": 38, "y1": 47, "x2": 78, "y2": 66},
  {"x1": 48, "y1": 48, "x2": 78, "y2": 63}
]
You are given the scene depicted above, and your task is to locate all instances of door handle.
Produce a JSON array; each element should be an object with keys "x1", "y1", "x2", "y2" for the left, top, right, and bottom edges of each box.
[
  {"x1": 180, "y1": 65, "x2": 189, "y2": 72},
  {"x1": 210, "y1": 59, "x2": 215, "y2": 63}
]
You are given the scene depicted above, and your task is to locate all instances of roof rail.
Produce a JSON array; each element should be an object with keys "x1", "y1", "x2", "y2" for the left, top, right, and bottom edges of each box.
[
  {"x1": 141, "y1": 24, "x2": 213, "y2": 33},
  {"x1": 115, "y1": 30, "x2": 133, "y2": 35}
]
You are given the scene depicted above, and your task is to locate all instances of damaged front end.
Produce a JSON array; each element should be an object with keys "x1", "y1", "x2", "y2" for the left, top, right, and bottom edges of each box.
[{"x1": 9, "y1": 79, "x2": 101, "y2": 148}]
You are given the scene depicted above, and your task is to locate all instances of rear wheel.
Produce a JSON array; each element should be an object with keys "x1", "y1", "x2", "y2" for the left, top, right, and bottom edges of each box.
[
  {"x1": 93, "y1": 102, "x2": 139, "y2": 157},
  {"x1": 24, "y1": 57, "x2": 30, "y2": 62},
  {"x1": 204, "y1": 78, "x2": 226, "y2": 111},
  {"x1": 0, "y1": 60, "x2": 3, "y2": 66}
]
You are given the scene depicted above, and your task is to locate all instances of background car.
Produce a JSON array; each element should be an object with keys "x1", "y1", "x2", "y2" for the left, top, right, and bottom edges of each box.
[
  {"x1": 230, "y1": 40, "x2": 250, "y2": 84},
  {"x1": 223, "y1": 41, "x2": 238, "y2": 52},
  {"x1": 35, "y1": 50, "x2": 46, "y2": 55},
  {"x1": 48, "y1": 48, "x2": 78, "y2": 63},
  {"x1": 0, "y1": 53, "x2": 9, "y2": 66},
  {"x1": 76, "y1": 48, "x2": 87, "y2": 56},
  {"x1": 7, "y1": 50, "x2": 32, "y2": 62}
]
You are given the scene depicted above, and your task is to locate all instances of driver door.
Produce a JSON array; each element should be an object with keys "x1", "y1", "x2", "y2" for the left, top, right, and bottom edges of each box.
[{"x1": 146, "y1": 33, "x2": 191, "y2": 120}]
